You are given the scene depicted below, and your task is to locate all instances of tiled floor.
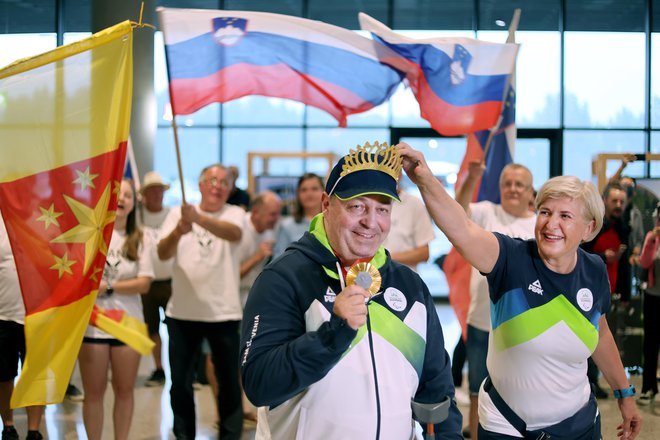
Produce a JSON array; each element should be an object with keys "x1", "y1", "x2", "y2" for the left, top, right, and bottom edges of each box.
[{"x1": 5, "y1": 305, "x2": 660, "y2": 439}]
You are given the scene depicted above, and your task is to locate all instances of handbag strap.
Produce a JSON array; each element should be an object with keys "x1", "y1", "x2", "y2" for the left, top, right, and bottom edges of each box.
[{"x1": 483, "y1": 376, "x2": 530, "y2": 438}]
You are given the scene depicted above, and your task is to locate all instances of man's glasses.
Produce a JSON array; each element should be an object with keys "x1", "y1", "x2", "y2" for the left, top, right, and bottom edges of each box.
[
  {"x1": 202, "y1": 177, "x2": 229, "y2": 188},
  {"x1": 501, "y1": 181, "x2": 530, "y2": 190}
]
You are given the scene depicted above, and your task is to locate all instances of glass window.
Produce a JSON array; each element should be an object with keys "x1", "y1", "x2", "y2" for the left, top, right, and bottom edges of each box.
[
  {"x1": 393, "y1": 0, "x2": 473, "y2": 30},
  {"x1": 564, "y1": 32, "x2": 645, "y2": 128},
  {"x1": 155, "y1": 127, "x2": 221, "y2": 207},
  {"x1": 514, "y1": 138, "x2": 550, "y2": 190},
  {"x1": 390, "y1": 84, "x2": 430, "y2": 128},
  {"x1": 223, "y1": 97, "x2": 304, "y2": 126},
  {"x1": 64, "y1": 0, "x2": 91, "y2": 33},
  {"x1": 566, "y1": 0, "x2": 644, "y2": 32},
  {"x1": 158, "y1": 0, "x2": 220, "y2": 9},
  {"x1": 309, "y1": 0, "x2": 388, "y2": 29},
  {"x1": 479, "y1": 0, "x2": 559, "y2": 31},
  {"x1": 222, "y1": 128, "x2": 304, "y2": 190},
  {"x1": 0, "y1": 34, "x2": 56, "y2": 69},
  {"x1": 306, "y1": 102, "x2": 389, "y2": 127},
  {"x1": 655, "y1": 0, "x2": 660, "y2": 32},
  {"x1": 651, "y1": 33, "x2": 660, "y2": 128},
  {"x1": 563, "y1": 130, "x2": 645, "y2": 183},
  {"x1": 63, "y1": 32, "x2": 91, "y2": 45},
  {"x1": 479, "y1": 31, "x2": 560, "y2": 128},
  {"x1": 224, "y1": 0, "x2": 303, "y2": 16},
  {"x1": 0, "y1": 1, "x2": 55, "y2": 33},
  {"x1": 649, "y1": 132, "x2": 660, "y2": 177},
  {"x1": 305, "y1": 128, "x2": 390, "y2": 176}
]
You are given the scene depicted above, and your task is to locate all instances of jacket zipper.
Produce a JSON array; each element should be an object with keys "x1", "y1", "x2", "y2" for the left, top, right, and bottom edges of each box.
[{"x1": 366, "y1": 312, "x2": 381, "y2": 440}]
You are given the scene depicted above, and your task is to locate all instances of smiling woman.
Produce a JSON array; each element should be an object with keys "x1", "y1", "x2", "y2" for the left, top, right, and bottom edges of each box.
[
  {"x1": 533, "y1": 176, "x2": 603, "y2": 273},
  {"x1": 398, "y1": 143, "x2": 642, "y2": 440}
]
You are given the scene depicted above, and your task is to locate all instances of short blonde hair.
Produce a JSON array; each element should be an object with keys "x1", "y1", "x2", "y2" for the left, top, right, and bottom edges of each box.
[{"x1": 535, "y1": 176, "x2": 604, "y2": 242}]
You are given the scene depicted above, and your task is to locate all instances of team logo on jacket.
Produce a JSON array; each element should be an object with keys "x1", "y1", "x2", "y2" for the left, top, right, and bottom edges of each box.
[
  {"x1": 212, "y1": 17, "x2": 247, "y2": 46},
  {"x1": 528, "y1": 279, "x2": 543, "y2": 295},
  {"x1": 384, "y1": 287, "x2": 407, "y2": 311},
  {"x1": 576, "y1": 288, "x2": 593, "y2": 312},
  {"x1": 324, "y1": 287, "x2": 336, "y2": 303}
]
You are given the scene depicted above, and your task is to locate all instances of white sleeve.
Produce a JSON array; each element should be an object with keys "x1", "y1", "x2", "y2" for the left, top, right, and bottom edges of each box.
[
  {"x1": 158, "y1": 206, "x2": 182, "y2": 241},
  {"x1": 221, "y1": 205, "x2": 247, "y2": 229},
  {"x1": 410, "y1": 196, "x2": 435, "y2": 247},
  {"x1": 137, "y1": 234, "x2": 155, "y2": 279}
]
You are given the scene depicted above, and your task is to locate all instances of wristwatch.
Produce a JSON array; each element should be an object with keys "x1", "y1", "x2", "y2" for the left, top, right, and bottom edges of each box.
[
  {"x1": 612, "y1": 385, "x2": 635, "y2": 398},
  {"x1": 106, "y1": 281, "x2": 114, "y2": 297}
]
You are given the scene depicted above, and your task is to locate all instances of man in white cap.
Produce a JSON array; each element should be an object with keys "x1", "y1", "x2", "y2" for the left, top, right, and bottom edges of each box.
[
  {"x1": 240, "y1": 142, "x2": 462, "y2": 439},
  {"x1": 139, "y1": 171, "x2": 173, "y2": 387}
]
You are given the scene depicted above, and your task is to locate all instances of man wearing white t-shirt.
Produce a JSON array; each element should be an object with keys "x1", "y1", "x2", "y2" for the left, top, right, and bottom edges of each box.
[
  {"x1": 456, "y1": 161, "x2": 536, "y2": 439},
  {"x1": 138, "y1": 171, "x2": 173, "y2": 387},
  {"x1": 158, "y1": 164, "x2": 246, "y2": 440},
  {"x1": 383, "y1": 183, "x2": 435, "y2": 272},
  {"x1": 237, "y1": 191, "x2": 282, "y2": 306}
]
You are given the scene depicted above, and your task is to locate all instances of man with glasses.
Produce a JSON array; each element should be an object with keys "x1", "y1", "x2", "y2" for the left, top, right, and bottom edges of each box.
[
  {"x1": 158, "y1": 164, "x2": 246, "y2": 440},
  {"x1": 455, "y1": 161, "x2": 536, "y2": 439}
]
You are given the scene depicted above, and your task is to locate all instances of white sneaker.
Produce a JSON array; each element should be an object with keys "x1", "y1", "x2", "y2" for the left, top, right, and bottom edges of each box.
[{"x1": 637, "y1": 390, "x2": 655, "y2": 405}]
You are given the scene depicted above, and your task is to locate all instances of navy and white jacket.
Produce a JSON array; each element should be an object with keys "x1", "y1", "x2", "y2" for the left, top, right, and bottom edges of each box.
[{"x1": 239, "y1": 214, "x2": 462, "y2": 439}]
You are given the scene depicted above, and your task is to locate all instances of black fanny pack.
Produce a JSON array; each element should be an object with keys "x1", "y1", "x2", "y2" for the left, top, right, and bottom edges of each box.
[{"x1": 483, "y1": 376, "x2": 601, "y2": 440}]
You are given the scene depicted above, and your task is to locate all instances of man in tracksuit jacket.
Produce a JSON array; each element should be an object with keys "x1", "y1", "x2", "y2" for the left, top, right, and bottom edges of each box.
[{"x1": 240, "y1": 142, "x2": 463, "y2": 439}]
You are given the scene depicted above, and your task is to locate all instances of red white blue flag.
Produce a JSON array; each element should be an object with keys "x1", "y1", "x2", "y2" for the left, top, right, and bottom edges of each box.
[
  {"x1": 359, "y1": 12, "x2": 519, "y2": 136},
  {"x1": 447, "y1": 13, "x2": 519, "y2": 339},
  {"x1": 463, "y1": 84, "x2": 516, "y2": 203},
  {"x1": 157, "y1": 7, "x2": 406, "y2": 127}
]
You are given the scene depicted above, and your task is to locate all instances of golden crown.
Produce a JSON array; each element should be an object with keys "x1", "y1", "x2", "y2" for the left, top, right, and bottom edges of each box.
[{"x1": 340, "y1": 141, "x2": 403, "y2": 181}]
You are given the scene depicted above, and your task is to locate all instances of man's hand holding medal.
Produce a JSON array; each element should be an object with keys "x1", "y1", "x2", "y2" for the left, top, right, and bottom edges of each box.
[
  {"x1": 333, "y1": 284, "x2": 370, "y2": 330},
  {"x1": 334, "y1": 263, "x2": 382, "y2": 330}
]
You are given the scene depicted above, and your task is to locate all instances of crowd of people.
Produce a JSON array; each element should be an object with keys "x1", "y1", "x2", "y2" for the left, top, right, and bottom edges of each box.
[{"x1": 0, "y1": 141, "x2": 654, "y2": 439}]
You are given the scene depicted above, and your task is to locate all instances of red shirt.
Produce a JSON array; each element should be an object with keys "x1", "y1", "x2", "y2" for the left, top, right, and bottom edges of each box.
[{"x1": 590, "y1": 227, "x2": 621, "y2": 292}]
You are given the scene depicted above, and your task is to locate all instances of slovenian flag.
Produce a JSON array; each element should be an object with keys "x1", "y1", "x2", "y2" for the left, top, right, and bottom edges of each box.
[
  {"x1": 157, "y1": 7, "x2": 407, "y2": 127},
  {"x1": 359, "y1": 12, "x2": 519, "y2": 136},
  {"x1": 444, "y1": 19, "x2": 519, "y2": 340}
]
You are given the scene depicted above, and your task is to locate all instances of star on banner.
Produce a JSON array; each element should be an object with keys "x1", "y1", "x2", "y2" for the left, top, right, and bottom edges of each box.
[
  {"x1": 49, "y1": 252, "x2": 76, "y2": 278},
  {"x1": 73, "y1": 167, "x2": 99, "y2": 191},
  {"x1": 36, "y1": 203, "x2": 63, "y2": 230},
  {"x1": 50, "y1": 183, "x2": 116, "y2": 275},
  {"x1": 89, "y1": 266, "x2": 103, "y2": 283}
]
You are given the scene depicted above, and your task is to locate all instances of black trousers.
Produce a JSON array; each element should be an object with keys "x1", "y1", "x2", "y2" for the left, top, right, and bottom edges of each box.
[{"x1": 167, "y1": 318, "x2": 243, "y2": 440}]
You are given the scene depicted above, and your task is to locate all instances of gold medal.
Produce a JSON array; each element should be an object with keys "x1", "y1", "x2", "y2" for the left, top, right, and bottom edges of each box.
[{"x1": 346, "y1": 262, "x2": 381, "y2": 296}]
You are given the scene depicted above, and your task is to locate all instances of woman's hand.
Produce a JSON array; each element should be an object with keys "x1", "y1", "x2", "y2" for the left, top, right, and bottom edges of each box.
[
  {"x1": 395, "y1": 142, "x2": 434, "y2": 187},
  {"x1": 616, "y1": 396, "x2": 642, "y2": 439}
]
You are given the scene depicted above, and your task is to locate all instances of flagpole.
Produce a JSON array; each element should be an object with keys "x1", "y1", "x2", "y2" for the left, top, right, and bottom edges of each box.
[
  {"x1": 481, "y1": 8, "x2": 520, "y2": 159},
  {"x1": 126, "y1": 136, "x2": 141, "y2": 193},
  {"x1": 170, "y1": 117, "x2": 187, "y2": 204},
  {"x1": 159, "y1": 21, "x2": 187, "y2": 205}
]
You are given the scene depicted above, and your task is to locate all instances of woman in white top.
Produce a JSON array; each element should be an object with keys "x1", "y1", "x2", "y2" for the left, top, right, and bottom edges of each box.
[
  {"x1": 78, "y1": 179, "x2": 153, "y2": 440},
  {"x1": 273, "y1": 173, "x2": 324, "y2": 257}
]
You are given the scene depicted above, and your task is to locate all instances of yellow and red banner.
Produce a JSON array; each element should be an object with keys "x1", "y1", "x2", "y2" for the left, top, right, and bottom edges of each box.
[
  {"x1": 90, "y1": 305, "x2": 155, "y2": 356},
  {"x1": 0, "y1": 21, "x2": 133, "y2": 408}
]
